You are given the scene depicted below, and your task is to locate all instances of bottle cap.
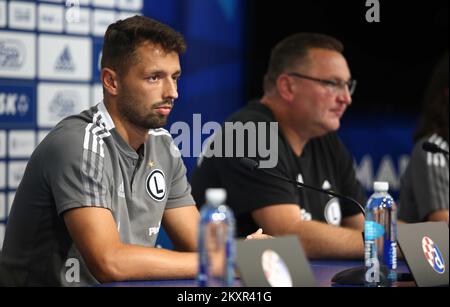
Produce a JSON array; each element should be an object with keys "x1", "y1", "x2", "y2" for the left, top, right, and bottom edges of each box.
[
  {"x1": 205, "y1": 188, "x2": 227, "y2": 205},
  {"x1": 373, "y1": 181, "x2": 389, "y2": 192}
]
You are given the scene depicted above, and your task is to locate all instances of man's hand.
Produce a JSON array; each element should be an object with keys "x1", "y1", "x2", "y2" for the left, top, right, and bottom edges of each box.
[{"x1": 246, "y1": 228, "x2": 273, "y2": 240}]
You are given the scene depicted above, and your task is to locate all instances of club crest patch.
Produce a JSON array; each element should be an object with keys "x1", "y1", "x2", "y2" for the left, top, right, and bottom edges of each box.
[
  {"x1": 146, "y1": 169, "x2": 166, "y2": 202},
  {"x1": 324, "y1": 198, "x2": 342, "y2": 226},
  {"x1": 422, "y1": 236, "x2": 445, "y2": 274}
]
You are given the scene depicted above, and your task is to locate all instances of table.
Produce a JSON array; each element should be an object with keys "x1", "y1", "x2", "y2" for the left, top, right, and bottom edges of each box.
[{"x1": 101, "y1": 260, "x2": 413, "y2": 287}]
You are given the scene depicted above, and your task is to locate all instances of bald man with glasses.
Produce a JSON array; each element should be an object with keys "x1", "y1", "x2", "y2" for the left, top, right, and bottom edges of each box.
[{"x1": 192, "y1": 33, "x2": 366, "y2": 259}]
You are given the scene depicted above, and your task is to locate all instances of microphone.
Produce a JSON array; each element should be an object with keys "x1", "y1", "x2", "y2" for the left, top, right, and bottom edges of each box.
[
  {"x1": 422, "y1": 141, "x2": 449, "y2": 155},
  {"x1": 240, "y1": 158, "x2": 366, "y2": 216},
  {"x1": 240, "y1": 158, "x2": 393, "y2": 285}
]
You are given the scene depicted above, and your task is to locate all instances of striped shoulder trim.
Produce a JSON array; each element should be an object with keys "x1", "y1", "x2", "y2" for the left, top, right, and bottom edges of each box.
[
  {"x1": 426, "y1": 134, "x2": 448, "y2": 168},
  {"x1": 80, "y1": 108, "x2": 110, "y2": 208},
  {"x1": 149, "y1": 128, "x2": 172, "y2": 137},
  {"x1": 97, "y1": 101, "x2": 115, "y2": 130},
  {"x1": 83, "y1": 110, "x2": 111, "y2": 158},
  {"x1": 427, "y1": 134, "x2": 449, "y2": 149}
]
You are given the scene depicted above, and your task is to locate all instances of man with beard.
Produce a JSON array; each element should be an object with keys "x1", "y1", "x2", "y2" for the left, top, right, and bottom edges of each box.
[{"x1": 0, "y1": 16, "x2": 267, "y2": 286}]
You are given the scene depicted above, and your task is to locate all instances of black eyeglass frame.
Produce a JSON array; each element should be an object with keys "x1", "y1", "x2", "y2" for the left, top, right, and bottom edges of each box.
[{"x1": 287, "y1": 72, "x2": 357, "y2": 95}]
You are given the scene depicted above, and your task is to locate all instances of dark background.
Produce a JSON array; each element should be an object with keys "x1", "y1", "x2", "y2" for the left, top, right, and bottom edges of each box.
[{"x1": 244, "y1": 0, "x2": 449, "y2": 116}]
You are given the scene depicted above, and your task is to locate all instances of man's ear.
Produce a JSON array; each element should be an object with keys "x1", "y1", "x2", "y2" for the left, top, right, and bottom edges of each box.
[
  {"x1": 276, "y1": 74, "x2": 295, "y2": 102},
  {"x1": 101, "y1": 68, "x2": 119, "y2": 96}
]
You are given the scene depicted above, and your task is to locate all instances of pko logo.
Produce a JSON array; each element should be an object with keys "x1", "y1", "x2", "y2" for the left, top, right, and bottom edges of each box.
[
  {"x1": 49, "y1": 91, "x2": 77, "y2": 119},
  {"x1": 422, "y1": 236, "x2": 445, "y2": 274},
  {"x1": 0, "y1": 92, "x2": 29, "y2": 116},
  {"x1": 0, "y1": 39, "x2": 25, "y2": 69}
]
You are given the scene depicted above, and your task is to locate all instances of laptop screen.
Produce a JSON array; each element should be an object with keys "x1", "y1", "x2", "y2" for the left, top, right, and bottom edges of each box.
[
  {"x1": 235, "y1": 235, "x2": 316, "y2": 287},
  {"x1": 397, "y1": 222, "x2": 449, "y2": 287}
]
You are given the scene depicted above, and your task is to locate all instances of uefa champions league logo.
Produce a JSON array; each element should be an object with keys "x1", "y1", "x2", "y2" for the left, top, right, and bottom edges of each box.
[{"x1": 422, "y1": 236, "x2": 445, "y2": 274}]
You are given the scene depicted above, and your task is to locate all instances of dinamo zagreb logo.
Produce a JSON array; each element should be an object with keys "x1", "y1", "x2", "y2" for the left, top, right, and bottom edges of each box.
[
  {"x1": 146, "y1": 169, "x2": 166, "y2": 202},
  {"x1": 422, "y1": 236, "x2": 445, "y2": 274},
  {"x1": 261, "y1": 249, "x2": 293, "y2": 287}
]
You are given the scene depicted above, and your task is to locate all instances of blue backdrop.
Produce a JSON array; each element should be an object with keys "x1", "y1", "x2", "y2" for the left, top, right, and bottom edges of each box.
[
  {"x1": 145, "y1": 0, "x2": 246, "y2": 175},
  {"x1": 141, "y1": 2, "x2": 417, "y2": 247},
  {"x1": 0, "y1": 0, "x2": 418, "y2": 250},
  {"x1": 143, "y1": 0, "x2": 248, "y2": 248}
]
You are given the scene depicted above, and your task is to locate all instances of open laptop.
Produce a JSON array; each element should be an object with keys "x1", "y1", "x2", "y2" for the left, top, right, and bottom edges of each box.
[
  {"x1": 397, "y1": 222, "x2": 449, "y2": 287},
  {"x1": 235, "y1": 235, "x2": 316, "y2": 287}
]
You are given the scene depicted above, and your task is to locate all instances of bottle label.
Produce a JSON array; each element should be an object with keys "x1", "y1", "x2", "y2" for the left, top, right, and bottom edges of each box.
[
  {"x1": 365, "y1": 256, "x2": 381, "y2": 284},
  {"x1": 383, "y1": 240, "x2": 397, "y2": 269},
  {"x1": 364, "y1": 221, "x2": 385, "y2": 240}
]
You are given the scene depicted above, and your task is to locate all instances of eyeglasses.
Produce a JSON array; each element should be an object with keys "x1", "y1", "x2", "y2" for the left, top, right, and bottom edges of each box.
[{"x1": 287, "y1": 72, "x2": 357, "y2": 96}]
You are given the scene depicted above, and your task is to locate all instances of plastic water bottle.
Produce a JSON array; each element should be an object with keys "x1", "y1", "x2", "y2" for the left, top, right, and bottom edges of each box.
[
  {"x1": 364, "y1": 181, "x2": 398, "y2": 287},
  {"x1": 197, "y1": 188, "x2": 235, "y2": 287}
]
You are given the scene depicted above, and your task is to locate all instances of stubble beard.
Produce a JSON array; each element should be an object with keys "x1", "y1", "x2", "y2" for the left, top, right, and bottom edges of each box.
[{"x1": 117, "y1": 92, "x2": 169, "y2": 130}]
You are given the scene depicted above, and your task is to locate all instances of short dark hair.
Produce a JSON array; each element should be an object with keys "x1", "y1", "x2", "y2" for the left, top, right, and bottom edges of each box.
[
  {"x1": 414, "y1": 51, "x2": 449, "y2": 143},
  {"x1": 101, "y1": 15, "x2": 186, "y2": 76},
  {"x1": 263, "y1": 33, "x2": 344, "y2": 92}
]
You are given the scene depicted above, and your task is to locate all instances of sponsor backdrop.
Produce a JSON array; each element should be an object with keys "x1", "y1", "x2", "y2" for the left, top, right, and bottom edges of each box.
[
  {"x1": 0, "y1": 0, "x2": 144, "y2": 248},
  {"x1": 0, "y1": 0, "x2": 246, "y2": 249},
  {"x1": 0, "y1": 1, "x2": 416, "y2": 249}
]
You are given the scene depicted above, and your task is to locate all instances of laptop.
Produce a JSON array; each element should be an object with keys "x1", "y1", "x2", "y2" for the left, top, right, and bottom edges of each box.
[
  {"x1": 397, "y1": 222, "x2": 449, "y2": 287},
  {"x1": 235, "y1": 235, "x2": 316, "y2": 287}
]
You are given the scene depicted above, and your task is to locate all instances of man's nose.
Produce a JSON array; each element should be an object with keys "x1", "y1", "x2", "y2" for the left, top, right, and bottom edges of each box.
[
  {"x1": 338, "y1": 85, "x2": 352, "y2": 105},
  {"x1": 163, "y1": 79, "x2": 178, "y2": 100}
]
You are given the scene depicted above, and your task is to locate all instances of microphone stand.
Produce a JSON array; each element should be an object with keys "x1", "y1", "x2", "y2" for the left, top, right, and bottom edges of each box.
[
  {"x1": 257, "y1": 168, "x2": 378, "y2": 285},
  {"x1": 240, "y1": 158, "x2": 395, "y2": 285},
  {"x1": 257, "y1": 168, "x2": 366, "y2": 216}
]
